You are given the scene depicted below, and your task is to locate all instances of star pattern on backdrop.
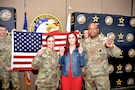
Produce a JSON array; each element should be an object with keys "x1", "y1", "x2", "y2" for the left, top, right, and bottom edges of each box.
[
  {"x1": 119, "y1": 17, "x2": 124, "y2": 24},
  {"x1": 118, "y1": 33, "x2": 124, "y2": 39},
  {"x1": 99, "y1": 32, "x2": 105, "y2": 37},
  {"x1": 117, "y1": 64, "x2": 123, "y2": 71},
  {"x1": 92, "y1": 15, "x2": 99, "y2": 22},
  {"x1": 120, "y1": 50, "x2": 123, "y2": 56},
  {"x1": 116, "y1": 79, "x2": 122, "y2": 85}
]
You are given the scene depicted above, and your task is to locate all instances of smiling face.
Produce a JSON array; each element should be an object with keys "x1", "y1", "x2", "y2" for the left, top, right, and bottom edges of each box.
[
  {"x1": 0, "y1": 26, "x2": 6, "y2": 39},
  {"x1": 46, "y1": 36, "x2": 55, "y2": 50},
  {"x1": 83, "y1": 29, "x2": 89, "y2": 39},
  {"x1": 68, "y1": 33, "x2": 76, "y2": 45},
  {"x1": 88, "y1": 23, "x2": 99, "y2": 39}
]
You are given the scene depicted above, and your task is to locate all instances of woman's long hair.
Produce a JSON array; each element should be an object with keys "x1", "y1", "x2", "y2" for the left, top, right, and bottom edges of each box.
[{"x1": 64, "y1": 32, "x2": 79, "y2": 55}]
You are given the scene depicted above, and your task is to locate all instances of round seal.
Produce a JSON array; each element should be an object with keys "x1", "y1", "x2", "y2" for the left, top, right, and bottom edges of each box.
[
  {"x1": 125, "y1": 63, "x2": 132, "y2": 73},
  {"x1": 71, "y1": 14, "x2": 75, "y2": 23},
  {"x1": 127, "y1": 78, "x2": 134, "y2": 85},
  {"x1": 129, "y1": 18, "x2": 135, "y2": 27},
  {"x1": 30, "y1": 14, "x2": 63, "y2": 33},
  {"x1": 77, "y1": 14, "x2": 86, "y2": 24},
  {"x1": 105, "y1": 16, "x2": 113, "y2": 25},
  {"x1": 108, "y1": 64, "x2": 114, "y2": 74},
  {"x1": 126, "y1": 33, "x2": 134, "y2": 42},
  {"x1": 128, "y1": 49, "x2": 135, "y2": 58},
  {"x1": 107, "y1": 32, "x2": 115, "y2": 40},
  {"x1": 0, "y1": 9, "x2": 12, "y2": 21}
]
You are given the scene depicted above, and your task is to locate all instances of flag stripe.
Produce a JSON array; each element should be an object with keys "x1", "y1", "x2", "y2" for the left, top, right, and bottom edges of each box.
[
  {"x1": 13, "y1": 62, "x2": 31, "y2": 64},
  {"x1": 14, "y1": 56, "x2": 35, "y2": 58}
]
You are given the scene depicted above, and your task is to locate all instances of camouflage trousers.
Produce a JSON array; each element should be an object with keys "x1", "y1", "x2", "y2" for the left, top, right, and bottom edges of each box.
[
  {"x1": 0, "y1": 69, "x2": 20, "y2": 90},
  {"x1": 37, "y1": 86, "x2": 57, "y2": 90},
  {"x1": 84, "y1": 74, "x2": 110, "y2": 90}
]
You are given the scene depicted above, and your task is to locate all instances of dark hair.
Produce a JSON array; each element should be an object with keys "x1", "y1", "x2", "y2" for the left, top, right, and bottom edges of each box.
[
  {"x1": 64, "y1": 32, "x2": 79, "y2": 55},
  {"x1": 82, "y1": 29, "x2": 89, "y2": 38},
  {"x1": 45, "y1": 35, "x2": 55, "y2": 41},
  {"x1": 83, "y1": 29, "x2": 88, "y2": 32},
  {"x1": 0, "y1": 24, "x2": 6, "y2": 28}
]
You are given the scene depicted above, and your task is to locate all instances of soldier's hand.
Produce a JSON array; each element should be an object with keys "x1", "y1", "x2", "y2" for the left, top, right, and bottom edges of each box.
[
  {"x1": 56, "y1": 81, "x2": 59, "y2": 89},
  {"x1": 82, "y1": 72, "x2": 86, "y2": 78},
  {"x1": 5, "y1": 66, "x2": 11, "y2": 71},
  {"x1": 37, "y1": 49, "x2": 44, "y2": 56},
  {"x1": 78, "y1": 43, "x2": 83, "y2": 54},
  {"x1": 105, "y1": 38, "x2": 114, "y2": 49}
]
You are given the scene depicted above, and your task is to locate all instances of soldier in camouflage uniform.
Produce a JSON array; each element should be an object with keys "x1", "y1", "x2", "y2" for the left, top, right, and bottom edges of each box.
[
  {"x1": 79, "y1": 29, "x2": 89, "y2": 90},
  {"x1": 0, "y1": 24, "x2": 20, "y2": 90},
  {"x1": 80, "y1": 29, "x2": 89, "y2": 47},
  {"x1": 82, "y1": 23, "x2": 121, "y2": 90},
  {"x1": 32, "y1": 35, "x2": 60, "y2": 90}
]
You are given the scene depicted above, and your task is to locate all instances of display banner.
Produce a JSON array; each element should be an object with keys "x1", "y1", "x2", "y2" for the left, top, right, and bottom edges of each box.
[
  {"x1": 71, "y1": 12, "x2": 135, "y2": 89},
  {"x1": 0, "y1": 7, "x2": 16, "y2": 32}
]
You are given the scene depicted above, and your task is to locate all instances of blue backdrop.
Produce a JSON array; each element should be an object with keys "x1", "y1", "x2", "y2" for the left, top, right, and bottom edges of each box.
[{"x1": 71, "y1": 12, "x2": 135, "y2": 89}]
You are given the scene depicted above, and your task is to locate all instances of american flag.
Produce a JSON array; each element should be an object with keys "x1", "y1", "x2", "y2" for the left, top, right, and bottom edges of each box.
[{"x1": 11, "y1": 31, "x2": 80, "y2": 70}]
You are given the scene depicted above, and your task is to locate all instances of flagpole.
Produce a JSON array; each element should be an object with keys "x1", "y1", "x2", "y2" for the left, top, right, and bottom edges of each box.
[
  {"x1": 66, "y1": 6, "x2": 72, "y2": 32},
  {"x1": 23, "y1": 0, "x2": 28, "y2": 90}
]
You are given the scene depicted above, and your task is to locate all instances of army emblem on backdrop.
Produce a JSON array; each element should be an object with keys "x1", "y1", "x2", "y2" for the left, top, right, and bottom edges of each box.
[
  {"x1": 125, "y1": 63, "x2": 132, "y2": 73},
  {"x1": 116, "y1": 79, "x2": 122, "y2": 85},
  {"x1": 117, "y1": 33, "x2": 124, "y2": 42},
  {"x1": 77, "y1": 14, "x2": 86, "y2": 24},
  {"x1": 118, "y1": 17, "x2": 125, "y2": 26},
  {"x1": 0, "y1": 9, "x2": 12, "y2": 21},
  {"x1": 107, "y1": 32, "x2": 115, "y2": 40},
  {"x1": 116, "y1": 64, "x2": 123, "y2": 74},
  {"x1": 105, "y1": 16, "x2": 113, "y2": 25},
  {"x1": 108, "y1": 64, "x2": 114, "y2": 74},
  {"x1": 92, "y1": 15, "x2": 99, "y2": 24},
  {"x1": 30, "y1": 14, "x2": 63, "y2": 33},
  {"x1": 71, "y1": 14, "x2": 75, "y2": 23},
  {"x1": 126, "y1": 33, "x2": 134, "y2": 42},
  {"x1": 128, "y1": 49, "x2": 135, "y2": 58},
  {"x1": 127, "y1": 78, "x2": 134, "y2": 85},
  {"x1": 130, "y1": 18, "x2": 135, "y2": 27}
]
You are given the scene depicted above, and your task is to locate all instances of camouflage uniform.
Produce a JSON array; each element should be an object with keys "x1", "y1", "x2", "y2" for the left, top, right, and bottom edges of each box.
[
  {"x1": 32, "y1": 48, "x2": 60, "y2": 90},
  {"x1": 82, "y1": 36, "x2": 121, "y2": 90},
  {"x1": 0, "y1": 35, "x2": 20, "y2": 90}
]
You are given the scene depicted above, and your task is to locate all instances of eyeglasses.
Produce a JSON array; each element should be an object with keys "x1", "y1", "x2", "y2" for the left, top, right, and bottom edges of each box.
[{"x1": 88, "y1": 28, "x2": 98, "y2": 30}]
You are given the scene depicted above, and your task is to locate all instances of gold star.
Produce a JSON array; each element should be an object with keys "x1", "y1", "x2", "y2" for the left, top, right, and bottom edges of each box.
[
  {"x1": 99, "y1": 32, "x2": 105, "y2": 37},
  {"x1": 118, "y1": 33, "x2": 124, "y2": 39},
  {"x1": 92, "y1": 15, "x2": 99, "y2": 22},
  {"x1": 117, "y1": 64, "x2": 123, "y2": 71},
  {"x1": 119, "y1": 17, "x2": 124, "y2": 24},
  {"x1": 6, "y1": 30, "x2": 11, "y2": 36},
  {"x1": 120, "y1": 50, "x2": 123, "y2": 56},
  {"x1": 116, "y1": 79, "x2": 122, "y2": 85},
  {"x1": 79, "y1": 33, "x2": 83, "y2": 39}
]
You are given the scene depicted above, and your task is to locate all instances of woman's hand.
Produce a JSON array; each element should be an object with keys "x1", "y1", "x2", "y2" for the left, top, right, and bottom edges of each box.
[
  {"x1": 78, "y1": 43, "x2": 83, "y2": 54},
  {"x1": 59, "y1": 47, "x2": 65, "y2": 56}
]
